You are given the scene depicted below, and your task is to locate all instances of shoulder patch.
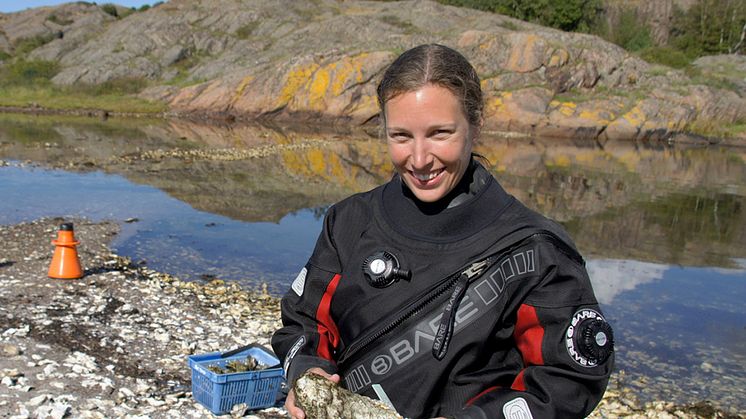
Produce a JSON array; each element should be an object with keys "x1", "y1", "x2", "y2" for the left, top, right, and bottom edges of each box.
[
  {"x1": 291, "y1": 267, "x2": 308, "y2": 296},
  {"x1": 565, "y1": 308, "x2": 614, "y2": 367},
  {"x1": 503, "y1": 397, "x2": 533, "y2": 419}
]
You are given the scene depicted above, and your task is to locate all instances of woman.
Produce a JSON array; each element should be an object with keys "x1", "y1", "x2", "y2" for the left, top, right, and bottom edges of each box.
[{"x1": 272, "y1": 44, "x2": 614, "y2": 419}]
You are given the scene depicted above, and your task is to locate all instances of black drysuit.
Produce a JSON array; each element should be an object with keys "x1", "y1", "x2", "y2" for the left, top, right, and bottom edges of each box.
[{"x1": 272, "y1": 162, "x2": 614, "y2": 418}]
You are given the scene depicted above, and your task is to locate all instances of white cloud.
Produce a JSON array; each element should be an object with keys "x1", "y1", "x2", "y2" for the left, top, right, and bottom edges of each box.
[{"x1": 586, "y1": 259, "x2": 668, "y2": 305}]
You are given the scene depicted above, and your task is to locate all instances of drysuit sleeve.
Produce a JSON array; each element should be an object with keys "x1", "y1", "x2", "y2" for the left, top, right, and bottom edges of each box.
[
  {"x1": 271, "y1": 206, "x2": 344, "y2": 384},
  {"x1": 456, "y1": 246, "x2": 614, "y2": 419}
]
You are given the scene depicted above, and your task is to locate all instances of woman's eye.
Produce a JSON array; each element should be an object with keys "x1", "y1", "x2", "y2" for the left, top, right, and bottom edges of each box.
[
  {"x1": 388, "y1": 132, "x2": 409, "y2": 141},
  {"x1": 432, "y1": 130, "x2": 452, "y2": 138}
]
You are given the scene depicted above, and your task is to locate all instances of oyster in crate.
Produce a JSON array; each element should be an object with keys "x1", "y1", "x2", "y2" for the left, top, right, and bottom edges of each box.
[{"x1": 294, "y1": 372, "x2": 402, "y2": 419}]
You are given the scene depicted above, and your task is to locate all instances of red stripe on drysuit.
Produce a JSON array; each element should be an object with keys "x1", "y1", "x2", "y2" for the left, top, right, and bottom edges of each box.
[
  {"x1": 466, "y1": 386, "x2": 500, "y2": 406},
  {"x1": 512, "y1": 304, "x2": 545, "y2": 391},
  {"x1": 315, "y1": 273, "x2": 342, "y2": 360},
  {"x1": 512, "y1": 370, "x2": 527, "y2": 391}
]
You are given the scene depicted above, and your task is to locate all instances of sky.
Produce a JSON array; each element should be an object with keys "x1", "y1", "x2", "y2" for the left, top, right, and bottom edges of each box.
[{"x1": 0, "y1": 1, "x2": 160, "y2": 13}]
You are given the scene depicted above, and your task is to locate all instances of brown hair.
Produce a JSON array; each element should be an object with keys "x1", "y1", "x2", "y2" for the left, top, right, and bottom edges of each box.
[{"x1": 377, "y1": 44, "x2": 483, "y2": 129}]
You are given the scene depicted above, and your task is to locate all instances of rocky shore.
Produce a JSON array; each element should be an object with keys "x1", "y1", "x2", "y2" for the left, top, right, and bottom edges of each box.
[
  {"x1": 0, "y1": 218, "x2": 739, "y2": 418},
  {"x1": 2, "y1": 1, "x2": 746, "y2": 143}
]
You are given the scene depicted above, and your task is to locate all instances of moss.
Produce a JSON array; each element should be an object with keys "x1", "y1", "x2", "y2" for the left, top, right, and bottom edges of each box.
[
  {"x1": 684, "y1": 65, "x2": 744, "y2": 92},
  {"x1": 47, "y1": 14, "x2": 74, "y2": 26},
  {"x1": 0, "y1": 85, "x2": 167, "y2": 114},
  {"x1": 101, "y1": 4, "x2": 119, "y2": 18},
  {"x1": 378, "y1": 15, "x2": 419, "y2": 34},
  {"x1": 497, "y1": 20, "x2": 520, "y2": 31},
  {"x1": 686, "y1": 118, "x2": 746, "y2": 140},
  {"x1": 235, "y1": 21, "x2": 260, "y2": 40},
  {"x1": 0, "y1": 59, "x2": 60, "y2": 87},
  {"x1": 76, "y1": 76, "x2": 150, "y2": 96},
  {"x1": 637, "y1": 46, "x2": 692, "y2": 69},
  {"x1": 13, "y1": 33, "x2": 58, "y2": 56}
]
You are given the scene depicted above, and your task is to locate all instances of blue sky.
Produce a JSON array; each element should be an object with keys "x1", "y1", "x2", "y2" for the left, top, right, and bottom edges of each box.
[{"x1": 0, "y1": 1, "x2": 161, "y2": 13}]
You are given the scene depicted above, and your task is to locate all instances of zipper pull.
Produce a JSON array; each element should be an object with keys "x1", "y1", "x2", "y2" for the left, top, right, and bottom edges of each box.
[{"x1": 432, "y1": 260, "x2": 489, "y2": 361}]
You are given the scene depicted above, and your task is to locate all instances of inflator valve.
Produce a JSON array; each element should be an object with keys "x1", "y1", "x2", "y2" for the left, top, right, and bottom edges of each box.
[{"x1": 362, "y1": 251, "x2": 411, "y2": 288}]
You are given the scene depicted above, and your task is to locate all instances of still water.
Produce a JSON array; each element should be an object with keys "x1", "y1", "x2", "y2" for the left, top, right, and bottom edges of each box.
[{"x1": 1, "y1": 115, "x2": 745, "y2": 412}]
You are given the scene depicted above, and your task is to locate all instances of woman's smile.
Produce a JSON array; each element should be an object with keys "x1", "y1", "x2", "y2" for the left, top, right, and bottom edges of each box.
[{"x1": 410, "y1": 168, "x2": 445, "y2": 185}]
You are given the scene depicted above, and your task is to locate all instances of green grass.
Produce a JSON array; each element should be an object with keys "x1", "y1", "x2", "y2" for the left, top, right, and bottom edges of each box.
[
  {"x1": 0, "y1": 59, "x2": 166, "y2": 114},
  {"x1": 14, "y1": 34, "x2": 58, "y2": 56},
  {"x1": 552, "y1": 84, "x2": 644, "y2": 104},
  {"x1": 0, "y1": 85, "x2": 167, "y2": 113},
  {"x1": 637, "y1": 46, "x2": 693, "y2": 69},
  {"x1": 684, "y1": 66, "x2": 743, "y2": 92},
  {"x1": 685, "y1": 118, "x2": 746, "y2": 139},
  {"x1": 47, "y1": 13, "x2": 74, "y2": 26},
  {"x1": 497, "y1": 20, "x2": 520, "y2": 31},
  {"x1": 379, "y1": 15, "x2": 419, "y2": 34}
]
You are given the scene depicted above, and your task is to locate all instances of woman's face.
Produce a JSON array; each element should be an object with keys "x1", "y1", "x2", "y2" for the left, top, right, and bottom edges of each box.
[{"x1": 385, "y1": 84, "x2": 475, "y2": 203}]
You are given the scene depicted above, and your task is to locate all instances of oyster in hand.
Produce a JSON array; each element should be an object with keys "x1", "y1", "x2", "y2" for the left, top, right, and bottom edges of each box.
[{"x1": 294, "y1": 372, "x2": 402, "y2": 419}]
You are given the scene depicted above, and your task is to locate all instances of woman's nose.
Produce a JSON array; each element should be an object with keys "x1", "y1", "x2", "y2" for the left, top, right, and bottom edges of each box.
[{"x1": 411, "y1": 137, "x2": 431, "y2": 168}]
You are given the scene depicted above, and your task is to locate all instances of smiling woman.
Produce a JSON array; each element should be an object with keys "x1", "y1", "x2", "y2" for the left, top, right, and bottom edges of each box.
[{"x1": 272, "y1": 44, "x2": 614, "y2": 419}]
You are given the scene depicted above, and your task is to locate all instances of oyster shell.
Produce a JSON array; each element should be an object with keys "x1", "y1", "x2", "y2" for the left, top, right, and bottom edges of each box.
[{"x1": 294, "y1": 372, "x2": 402, "y2": 419}]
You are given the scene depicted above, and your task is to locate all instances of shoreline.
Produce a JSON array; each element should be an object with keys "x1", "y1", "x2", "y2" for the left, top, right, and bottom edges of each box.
[
  {"x1": 0, "y1": 218, "x2": 740, "y2": 418},
  {"x1": 0, "y1": 105, "x2": 742, "y2": 148}
]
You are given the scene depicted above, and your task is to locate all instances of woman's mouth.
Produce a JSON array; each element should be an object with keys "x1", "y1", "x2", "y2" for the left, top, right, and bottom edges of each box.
[{"x1": 409, "y1": 168, "x2": 445, "y2": 186}]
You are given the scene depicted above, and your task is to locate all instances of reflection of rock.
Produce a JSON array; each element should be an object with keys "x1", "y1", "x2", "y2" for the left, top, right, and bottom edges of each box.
[
  {"x1": 586, "y1": 259, "x2": 667, "y2": 305},
  {"x1": 294, "y1": 372, "x2": 402, "y2": 419},
  {"x1": 1, "y1": 115, "x2": 745, "y2": 268}
]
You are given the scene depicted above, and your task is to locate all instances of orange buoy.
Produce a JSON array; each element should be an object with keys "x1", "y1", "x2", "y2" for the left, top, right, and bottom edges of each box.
[{"x1": 48, "y1": 223, "x2": 84, "y2": 279}]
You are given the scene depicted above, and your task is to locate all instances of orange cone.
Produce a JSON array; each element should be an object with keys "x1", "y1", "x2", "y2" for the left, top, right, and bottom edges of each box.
[{"x1": 48, "y1": 223, "x2": 84, "y2": 279}]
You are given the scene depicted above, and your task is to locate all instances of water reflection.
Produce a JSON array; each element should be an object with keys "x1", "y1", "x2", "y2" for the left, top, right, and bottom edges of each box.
[{"x1": 1, "y1": 114, "x2": 745, "y2": 412}]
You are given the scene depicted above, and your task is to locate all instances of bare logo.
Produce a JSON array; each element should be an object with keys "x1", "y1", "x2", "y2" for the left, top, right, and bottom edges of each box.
[
  {"x1": 371, "y1": 355, "x2": 393, "y2": 375},
  {"x1": 343, "y1": 247, "x2": 538, "y2": 392},
  {"x1": 565, "y1": 309, "x2": 604, "y2": 367}
]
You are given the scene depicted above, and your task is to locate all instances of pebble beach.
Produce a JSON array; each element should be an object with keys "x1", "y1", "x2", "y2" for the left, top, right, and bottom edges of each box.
[{"x1": 0, "y1": 218, "x2": 740, "y2": 418}]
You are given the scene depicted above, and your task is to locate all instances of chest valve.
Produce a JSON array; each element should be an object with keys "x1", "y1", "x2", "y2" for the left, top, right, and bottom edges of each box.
[{"x1": 362, "y1": 251, "x2": 411, "y2": 288}]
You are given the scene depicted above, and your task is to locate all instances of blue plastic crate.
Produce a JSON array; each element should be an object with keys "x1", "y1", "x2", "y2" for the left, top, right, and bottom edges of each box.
[{"x1": 188, "y1": 346, "x2": 284, "y2": 415}]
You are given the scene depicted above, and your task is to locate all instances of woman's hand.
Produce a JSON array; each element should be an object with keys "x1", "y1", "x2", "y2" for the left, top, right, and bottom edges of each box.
[{"x1": 286, "y1": 367, "x2": 341, "y2": 419}]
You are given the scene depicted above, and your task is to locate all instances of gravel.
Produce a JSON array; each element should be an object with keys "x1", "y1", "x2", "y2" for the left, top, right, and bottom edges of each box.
[{"x1": 0, "y1": 218, "x2": 740, "y2": 418}]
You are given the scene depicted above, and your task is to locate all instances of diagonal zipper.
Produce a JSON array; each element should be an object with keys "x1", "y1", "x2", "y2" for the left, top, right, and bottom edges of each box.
[
  {"x1": 431, "y1": 259, "x2": 494, "y2": 360},
  {"x1": 337, "y1": 230, "x2": 583, "y2": 366}
]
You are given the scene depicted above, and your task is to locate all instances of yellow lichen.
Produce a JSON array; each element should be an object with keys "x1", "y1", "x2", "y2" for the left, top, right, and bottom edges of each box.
[
  {"x1": 578, "y1": 109, "x2": 611, "y2": 124},
  {"x1": 329, "y1": 53, "x2": 369, "y2": 96},
  {"x1": 232, "y1": 75, "x2": 254, "y2": 104},
  {"x1": 278, "y1": 63, "x2": 320, "y2": 108},
  {"x1": 548, "y1": 154, "x2": 571, "y2": 168},
  {"x1": 557, "y1": 102, "x2": 577, "y2": 117},
  {"x1": 308, "y1": 68, "x2": 331, "y2": 110},
  {"x1": 621, "y1": 104, "x2": 646, "y2": 127}
]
